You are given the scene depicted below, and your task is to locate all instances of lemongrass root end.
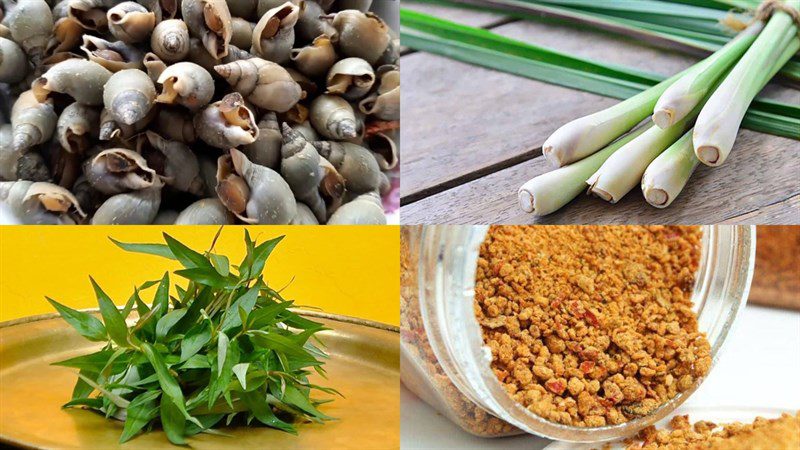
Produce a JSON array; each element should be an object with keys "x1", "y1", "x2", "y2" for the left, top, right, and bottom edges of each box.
[
  {"x1": 696, "y1": 145, "x2": 722, "y2": 167},
  {"x1": 652, "y1": 109, "x2": 674, "y2": 129},
  {"x1": 518, "y1": 189, "x2": 535, "y2": 213},
  {"x1": 644, "y1": 187, "x2": 670, "y2": 208},
  {"x1": 588, "y1": 184, "x2": 616, "y2": 203},
  {"x1": 542, "y1": 145, "x2": 564, "y2": 168}
]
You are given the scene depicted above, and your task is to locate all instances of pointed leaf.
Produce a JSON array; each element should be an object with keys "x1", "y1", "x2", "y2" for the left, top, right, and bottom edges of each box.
[
  {"x1": 152, "y1": 272, "x2": 170, "y2": 321},
  {"x1": 160, "y1": 395, "x2": 187, "y2": 445},
  {"x1": 156, "y1": 308, "x2": 187, "y2": 340},
  {"x1": 232, "y1": 363, "x2": 249, "y2": 390},
  {"x1": 109, "y1": 237, "x2": 176, "y2": 260},
  {"x1": 46, "y1": 297, "x2": 107, "y2": 342},
  {"x1": 90, "y1": 277, "x2": 129, "y2": 347},
  {"x1": 119, "y1": 390, "x2": 160, "y2": 443},
  {"x1": 239, "y1": 390, "x2": 295, "y2": 433},
  {"x1": 180, "y1": 322, "x2": 211, "y2": 362},
  {"x1": 175, "y1": 267, "x2": 234, "y2": 288},
  {"x1": 210, "y1": 254, "x2": 230, "y2": 277},
  {"x1": 220, "y1": 285, "x2": 259, "y2": 332},
  {"x1": 163, "y1": 233, "x2": 212, "y2": 269}
]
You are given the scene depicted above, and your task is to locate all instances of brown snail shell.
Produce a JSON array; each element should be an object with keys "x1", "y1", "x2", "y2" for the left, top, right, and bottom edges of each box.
[
  {"x1": 44, "y1": 17, "x2": 84, "y2": 58},
  {"x1": 242, "y1": 111, "x2": 282, "y2": 169},
  {"x1": 327, "y1": 191, "x2": 385, "y2": 225},
  {"x1": 230, "y1": 17, "x2": 255, "y2": 50},
  {"x1": 56, "y1": 102, "x2": 100, "y2": 154},
  {"x1": 84, "y1": 147, "x2": 157, "y2": 194},
  {"x1": 280, "y1": 123, "x2": 326, "y2": 222},
  {"x1": 153, "y1": 107, "x2": 197, "y2": 144},
  {"x1": 195, "y1": 92, "x2": 259, "y2": 149},
  {"x1": 251, "y1": 1, "x2": 299, "y2": 64},
  {"x1": 0, "y1": 180, "x2": 87, "y2": 224},
  {"x1": 295, "y1": 0, "x2": 336, "y2": 42},
  {"x1": 81, "y1": 35, "x2": 145, "y2": 72},
  {"x1": 91, "y1": 179, "x2": 163, "y2": 224},
  {"x1": 139, "y1": 131, "x2": 204, "y2": 195},
  {"x1": 103, "y1": 69, "x2": 156, "y2": 126},
  {"x1": 33, "y1": 59, "x2": 113, "y2": 106},
  {"x1": 291, "y1": 35, "x2": 337, "y2": 78},
  {"x1": 290, "y1": 202, "x2": 319, "y2": 225},
  {"x1": 359, "y1": 64, "x2": 399, "y2": 120},
  {"x1": 309, "y1": 94, "x2": 358, "y2": 140},
  {"x1": 326, "y1": 57, "x2": 375, "y2": 100},
  {"x1": 228, "y1": 0, "x2": 258, "y2": 20},
  {"x1": 175, "y1": 198, "x2": 235, "y2": 224},
  {"x1": 107, "y1": 2, "x2": 156, "y2": 43},
  {"x1": 156, "y1": 61, "x2": 214, "y2": 111},
  {"x1": 214, "y1": 57, "x2": 303, "y2": 113},
  {"x1": 67, "y1": 0, "x2": 115, "y2": 31},
  {"x1": 182, "y1": 0, "x2": 232, "y2": 59},
  {"x1": 150, "y1": 19, "x2": 190, "y2": 63},
  {"x1": 143, "y1": 52, "x2": 167, "y2": 82},
  {"x1": 11, "y1": 90, "x2": 58, "y2": 153},
  {"x1": 325, "y1": 10, "x2": 390, "y2": 65},
  {"x1": 313, "y1": 140, "x2": 381, "y2": 194}
]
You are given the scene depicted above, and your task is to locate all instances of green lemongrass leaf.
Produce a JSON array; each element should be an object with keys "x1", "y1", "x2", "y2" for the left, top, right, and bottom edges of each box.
[
  {"x1": 163, "y1": 233, "x2": 212, "y2": 269},
  {"x1": 53, "y1": 349, "x2": 127, "y2": 372},
  {"x1": 119, "y1": 390, "x2": 160, "y2": 443},
  {"x1": 109, "y1": 237, "x2": 176, "y2": 260},
  {"x1": 77, "y1": 373, "x2": 130, "y2": 408},
  {"x1": 46, "y1": 297, "x2": 107, "y2": 342},
  {"x1": 238, "y1": 390, "x2": 296, "y2": 433},
  {"x1": 210, "y1": 254, "x2": 230, "y2": 277},
  {"x1": 175, "y1": 267, "x2": 236, "y2": 288},
  {"x1": 220, "y1": 285, "x2": 260, "y2": 332},
  {"x1": 90, "y1": 277, "x2": 129, "y2": 347},
  {"x1": 180, "y1": 322, "x2": 212, "y2": 362},
  {"x1": 160, "y1": 396, "x2": 187, "y2": 445},
  {"x1": 152, "y1": 272, "x2": 170, "y2": 321},
  {"x1": 400, "y1": 8, "x2": 799, "y2": 139},
  {"x1": 156, "y1": 309, "x2": 187, "y2": 340},
  {"x1": 232, "y1": 363, "x2": 250, "y2": 390}
]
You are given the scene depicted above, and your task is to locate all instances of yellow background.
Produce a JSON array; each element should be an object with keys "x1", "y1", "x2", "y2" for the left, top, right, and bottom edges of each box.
[{"x1": 0, "y1": 226, "x2": 399, "y2": 325}]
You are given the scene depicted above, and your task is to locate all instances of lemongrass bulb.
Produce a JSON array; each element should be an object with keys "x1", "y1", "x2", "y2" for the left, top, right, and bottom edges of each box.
[
  {"x1": 652, "y1": 23, "x2": 762, "y2": 129},
  {"x1": 519, "y1": 126, "x2": 648, "y2": 216},
  {"x1": 693, "y1": 10, "x2": 799, "y2": 167},
  {"x1": 641, "y1": 130, "x2": 699, "y2": 208}
]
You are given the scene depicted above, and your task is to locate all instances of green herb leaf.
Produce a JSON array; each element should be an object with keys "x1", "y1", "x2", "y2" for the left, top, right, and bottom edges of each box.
[
  {"x1": 156, "y1": 308, "x2": 187, "y2": 340},
  {"x1": 180, "y1": 322, "x2": 211, "y2": 362},
  {"x1": 53, "y1": 349, "x2": 128, "y2": 373},
  {"x1": 174, "y1": 267, "x2": 235, "y2": 288},
  {"x1": 46, "y1": 297, "x2": 107, "y2": 342},
  {"x1": 220, "y1": 285, "x2": 259, "y2": 332},
  {"x1": 120, "y1": 390, "x2": 160, "y2": 443},
  {"x1": 90, "y1": 277, "x2": 129, "y2": 347},
  {"x1": 163, "y1": 233, "x2": 212, "y2": 269},
  {"x1": 232, "y1": 363, "x2": 249, "y2": 390},
  {"x1": 239, "y1": 390, "x2": 296, "y2": 434},
  {"x1": 152, "y1": 272, "x2": 171, "y2": 321},
  {"x1": 160, "y1": 396, "x2": 187, "y2": 445},
  {"x1": 210, "y1": 254, "x2": 230, "y2": 277},
  {"x1": 110, "y1": 237, "x2": 177, "y2": 260}
]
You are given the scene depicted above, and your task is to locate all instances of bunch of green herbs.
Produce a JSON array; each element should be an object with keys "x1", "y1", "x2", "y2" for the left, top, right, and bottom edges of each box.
[{"x1": 47, "y1": 229, "x2": 338, "y2": 445}]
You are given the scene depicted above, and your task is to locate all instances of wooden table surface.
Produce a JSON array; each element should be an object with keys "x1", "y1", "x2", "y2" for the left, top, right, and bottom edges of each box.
[{"x1": 399, "y1": 2, "x2": 800, "y2": 224}]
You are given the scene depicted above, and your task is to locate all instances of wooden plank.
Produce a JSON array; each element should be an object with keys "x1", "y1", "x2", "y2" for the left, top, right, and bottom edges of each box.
[
  {"x1": 400, "y1": 19, "x2": 700, "y2": 200},
  {"x1": 400, "y1": 129, "x2": 800, "y2": 224}
]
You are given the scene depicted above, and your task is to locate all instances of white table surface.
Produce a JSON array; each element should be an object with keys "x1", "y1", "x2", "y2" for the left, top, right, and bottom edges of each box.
[{"x1": 401, "y1": 305, "x2": 800, "y2": 449}]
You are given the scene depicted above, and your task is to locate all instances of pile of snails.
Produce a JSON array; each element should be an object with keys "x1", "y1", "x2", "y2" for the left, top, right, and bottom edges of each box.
[{"x1": 0, "y1": 0, "x2": 398, "y2": 224}]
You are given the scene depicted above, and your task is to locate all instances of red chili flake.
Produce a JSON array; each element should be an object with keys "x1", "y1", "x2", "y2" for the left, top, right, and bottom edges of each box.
[
  {"x1": 364, "y1": 120, "x2": 400, "y2": 136},
  {"x1": 545, "y1": 379, "x2": 566, "y2": 395},
  {"x1": 584, "y1": 310, "x2": 600, "y2": 327},
  {"x1": 580, "y1": 361, "x2": 595, "y2": 373}
]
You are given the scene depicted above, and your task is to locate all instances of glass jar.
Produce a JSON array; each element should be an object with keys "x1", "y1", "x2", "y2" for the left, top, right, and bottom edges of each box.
[
  {"x1": 750, "y1": 226, "x2": 800, "y2": 310},
  {"x1": 400, "y1": 225, "x2": 755, "y2": 442}
]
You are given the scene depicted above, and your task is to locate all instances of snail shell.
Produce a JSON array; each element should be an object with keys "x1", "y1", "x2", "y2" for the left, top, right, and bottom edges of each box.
[
  {"x1": 15, "y1": 152, "x2": 53, "y2": 182},
  {"x1": 242, "y1": 111, "x2": 282, "y2": 169},
  {"x1": 175, "y1": 198, "x2": 235, "y2": 224},
  {"x1": 251, "y1": 1, "x2": 299, "y2": 64},
  {"x1": 228, "y1": 0, "x2": 258, "y2": 20},
  {"x1": 309, "y1": 94, "x2": 358, "y2": 140},
  {"x1": 326, "y1": 10, "x2": 390, "y2": 65},
  {"x1": 33, "y1": 59, "x2": 113, "y2": 106},
  {"x1": 98, "y1": 106, "x2": 156, "y2": 141},
  {"x1": 153, "y1": 209, "x2": 179, "y2": 224},
  {"x1": 214, "y1": 57, "x2": 303, "y2": 113},
  {"x1": 44, "y1": 17, "x2": 84, "y2": 58},
  {"x1": 81, "y1": 35, "x2": 145, "y2": 72},
  {"x1": 156, "y1": 61, "x2": 214, "y2": 110},
  {"x1": 67, "y1": 0, "x2": 117, "y2": 31},
  {"x1": 56, "y1": 102, "x2": 101, "y2": 154},
  {"x1": 295, "y1": 0, "x2": 335, "y2": 43},
  {"x1": 365, "y1": 128, "x2": 398, "y2": 171},
  {"x1": 107, "y1": 2, "x2": 156, "y2": 43},
  {"x1": 103, "y1": 69, "x2": 156, "y2": 126},
  {"x1": 153, "y1": 107, "x2": 196, "y2": 143},
  {"x1": 359, "y1": 64, "x2": 399, "y2": 120},
  {"x1": 8, "y1": 0, "x2": 53, "y2": 64},
  {"x1": 230, "y1": 17, "x2": 254, "y2": 50},
  {"x1": 140, "y1": 131, "x2": 204, "y2": 195},
  {"x1": 327, "y1": 191, "x2": 386, "y2": 225},
  {"x1": 0, "y1": 37, "x2": 29, "y2": 84},
  {"x1": 143, "y1": 52, "x2": 167, "y2": 82},
  {"x1": 290, "y1": 202, "x2": 319, "y2": 225},
  {"x1": 326, "y1": 57, "x2": 375, "y2": 100},
  {"x1": 84, "y1": 148, "x2": 157, "y2": 194},
  {"x1": 11, "y1": 90, "x2": 58, "y2": 153},
  {"x1": 91, "y1": 179, "x2": 163, "y2": 224},
  {"x1": 313, "y1": 140, "x2": 381, "y2": 194},
  {"x1": 138, "y1": 0, "x2": 179, "y2": 23},
  {"x1": 280, "y1": 123, "x2": 325, "y2": 222},
  {"x1": 291, "y1": 35, "x2": 337, "y2": 78},
  {"x1": 182, "y1": 0, "x2": 232, "y2": 59},
  {"x1": 216, "y1": 148, "x2": 296, "y2": 224},
  {"x1": 0, "y1": 180, "x2": 87, "y2": 224},
  {"x1": 0, "y1": 124, "x2": 20, "y2": 181},
  {"x1": 195, "y1": 92, "x2": 259, "y2": 149},
  {"x1": 151, "y1": 19, "x2": 190, "y2": 63},
  {"x1": 318, "y1": 155, "x2": 345, "y2": 221},
  {"x1": 294, "y1": 120, "x2": 319, "y2": 142}
]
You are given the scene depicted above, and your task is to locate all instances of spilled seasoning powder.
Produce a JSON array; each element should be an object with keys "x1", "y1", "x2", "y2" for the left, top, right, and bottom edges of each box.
[
  {"x1": 474, "y1": 226, "x2": 710, "y2": 427},
  {"x1": 626, "y1": 412, "x2": 800, "y2": 449}
]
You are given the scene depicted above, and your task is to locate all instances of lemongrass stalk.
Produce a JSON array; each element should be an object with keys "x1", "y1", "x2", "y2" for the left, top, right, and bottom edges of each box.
[
  {"x1": 652, "y1": 23, "x2": 763, "y2": 129},
  {"x1": 518, "y1": 125, "x2": 650, "y2": 215},
  {"x1": 641, "y1": 130, "x2": 699, "y2": 208},
  {"x1": 694, "y1": 4, "x2": 800, "y2": 167}
]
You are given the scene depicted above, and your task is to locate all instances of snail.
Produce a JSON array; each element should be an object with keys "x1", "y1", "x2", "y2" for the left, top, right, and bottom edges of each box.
[
  {"x1": 153, "y1": 107, "x2": 197, "y2": 144},
  {"x1": 291, "y1": 35, "x2": 338, "y2": 78},
  {"x1": 291, "y1": 203, "x2": 319, "y2": 225},
  {"x1": 98, "y1": 106, "x2": 156, "y2": 141},
  {"x1": 195, "y1": 92, "x2": 259, "y2": 149},
  {"x1": 251, "y1": 1, "x2": 299, "y2": 64},
  {"x1": 83, "y1": 148, "x2": 157, "y2": 195},
  {"x1": 309, "y1": 94, "x2": 358, "y2": 140},
  {"x1": 107, "y1": 2, "x2": 156, "y2": 44},
  {"x1": 230, "y1": 17, "x2": 255, "y2": 50},
  {"x1": 182, "y1": 0, "x2": 232, "y2": 59},
  {"x1": 295, "y1": 0, "x2": 336, "y2": 43},
  {"x1": 143, "y1": 52, "x2": 167, "y2": 82},
  {"x1": 359, "y1": 64, "x2": 399, "y2": 120},
  {"x1": 138, "y1": 0, "x2": 179, "y2": 23},
  {"x1": 153, "y1": 209, "x2": 180, "y2": 224},
  {"x1": 0, "y1": 37, "x2": 29, "y2": 84},
  {"x1": 215, "y1": 57, "x2": 303, "y2": 113},
  {"x1": 151, "y1": 19, "x2": 190, "y2": 63},
  {"x1": 326, "y1": 57, "x2": 375, "y2": 100},
  {"x1": 0, "y1": 124, "x2": 20, "y2": 181},
  {"x1": 327, "y1": 191, "x2": 386, "y2": 225},
  {"x1": 242, "y1": 112, "x2": 282, "y2": 169},
  {"x1": 312, "y1": 140, "x2": 381, "y2": 194},
  {"x1": 103, "y1": 69, "x2": 156, "y2": 126},
  {"x1": 280, "y1": 123, "x2": 327, "y2": 222},
  {"x1": 45, "y1": 17, "x2": 84, "y2": 58},
  {"x1": 7, "y1": 0, "x2": 53, "y2": 65},
  {"x1": 81, "y1": 35, "x2": 145, "y2": 72},
  {"x1": 324, "y1": 9, "x2": 390, "y2": 65},
  {"x1": 156, "y1": 61, "x2": 214, "y2": 110},
  {"x1": 67, "y1": 0, "x2": 118, "y2": 31},
  {"x1": 216, "y1": 149, "x2": 296, "y2": 224},
  {"x1": 56, "y1": 102, "x2": 101, "y2": 154},
  {"x1": 11, "y1": 90, "x2": 58, "y2": 153},
  {"x1": 0, "y1": 180, "x2": 87, "y2": 224},
  {"x1": 175, "y1": 198, "x2": 235, "y2": 224},
  {"x1": 228, "y1": 0, "x2": 259, "y2": 21},
  {"x1": 91, "y1": 179, "x2": 163, "y2": 224},
  {"x1": 338, "y1": 0, "x2": 374, "y2": 12},
  {"x1": 138, "y1": 131, "x2": 205, "y2": 196},
  {"x1": 33, "y1": 59, "x2": 113, "y2": 106},
  {"x1": 365, "y1": 129, "x2": 398, "y2": 171},
  {"x1": 15, "y1": 152, "x2": 53, "y2": 182}
]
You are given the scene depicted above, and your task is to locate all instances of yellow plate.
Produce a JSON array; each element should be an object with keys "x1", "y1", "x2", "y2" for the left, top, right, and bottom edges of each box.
[{"x1": 0, "y1": 311, "x2": 399, "y2": 450}]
